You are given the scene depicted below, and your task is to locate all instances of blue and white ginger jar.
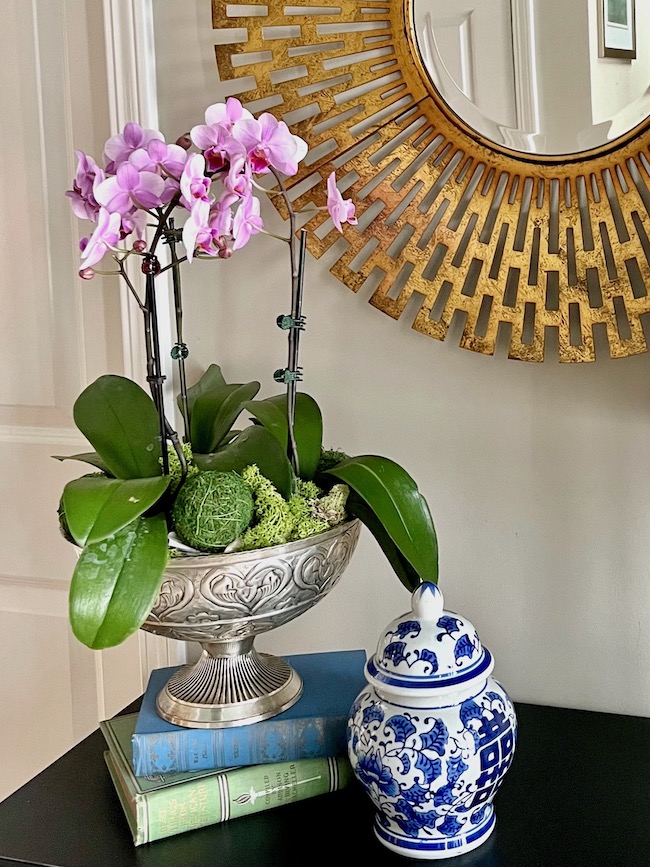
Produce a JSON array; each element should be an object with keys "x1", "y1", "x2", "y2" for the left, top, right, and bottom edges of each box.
[{"x1": 347, "y1": 582, "x2": 517, "y2": 859}]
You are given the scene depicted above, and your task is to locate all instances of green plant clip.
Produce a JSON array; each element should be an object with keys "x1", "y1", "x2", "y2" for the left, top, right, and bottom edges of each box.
[
  {"x1": 273, "y1": 367, "x2": 303, "y2": 384},
  {"x1": 276, "y1": 314, "x2": 306, "y2": 331}
]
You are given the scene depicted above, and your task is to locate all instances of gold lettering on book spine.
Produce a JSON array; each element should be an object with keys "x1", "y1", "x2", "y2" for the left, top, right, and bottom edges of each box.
[{"x1": 212, "y1": 0, "x2": 650, "y2": 362}]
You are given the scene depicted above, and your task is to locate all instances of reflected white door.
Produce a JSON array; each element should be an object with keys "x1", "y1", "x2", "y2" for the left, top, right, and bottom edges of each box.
[
  {"x1": 413, "y1": 0, "x2": 518, "y2": 128},
  {"x1": 412, "y1": 0, "x2": 543, "y2": 152},
  {"x1": 0, "y1": 0, "x2": 175, "y2": 802}
]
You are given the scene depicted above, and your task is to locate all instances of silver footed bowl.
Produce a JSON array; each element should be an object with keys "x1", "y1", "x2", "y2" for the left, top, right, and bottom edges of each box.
[{"x1": 140, "y1": 518, "x2": 361, "y2": 729}]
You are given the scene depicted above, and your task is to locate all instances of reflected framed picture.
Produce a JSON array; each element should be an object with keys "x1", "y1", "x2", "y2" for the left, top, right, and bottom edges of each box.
[{"x1": 599, "y1": 0, "x2": 636, "y2": 59}]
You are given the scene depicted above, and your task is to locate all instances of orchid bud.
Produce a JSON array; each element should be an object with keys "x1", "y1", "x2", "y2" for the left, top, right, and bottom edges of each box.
[
  {"x1": 79, "y1": 268, "x2": 95, "y2": 280},
  {"x1": 133, "y1": 239, "x2": 147, "y2": 253},
  {"x1": 218, "y1": 246, "x2": 232, "y2": 259},
  {"x1": 176, "y1": 134, "x2": 192, "y2": 150}
]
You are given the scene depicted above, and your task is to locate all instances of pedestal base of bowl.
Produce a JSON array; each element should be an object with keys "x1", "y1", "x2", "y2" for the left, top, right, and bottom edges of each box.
[{"x1": 155, "y1": 642, "x2": 303, "y2": 728}]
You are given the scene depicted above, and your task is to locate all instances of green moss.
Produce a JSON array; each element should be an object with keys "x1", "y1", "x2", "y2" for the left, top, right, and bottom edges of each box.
[
  {"x1": 317, "y1": 448, "x2": 350, "y2": 476},
  {"x1": 172, "y1": 470, "x2": 253, "y2": 552},
  {"x1": 311, "y1": 483, "x2": 349, "y2": 527},
  {"x1": 238, "y1": 465, "x2": 347, "y2": 550},
  {"x1": 296, "y1": 478, "x2": 322, "y2": 500},
  {"x1": 164, "y1": 441, "x2": 198, "y2": 488},
  {"x1": 288, "y1": 492, "x2": 329, "y2": 540},
  {"x1": 239, "y1": 465, "x2": 294, "y2": 549}
]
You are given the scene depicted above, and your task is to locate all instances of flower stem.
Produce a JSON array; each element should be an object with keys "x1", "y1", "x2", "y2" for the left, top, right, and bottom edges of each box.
[
  {"x1": 143, "y1": 258, "x2": 170, "y2": 479},
  {"x1": 270, "y1": 167, "x2": 303, "y2": 479},
  {"x1": 165, "y1": 219, "x2": 191, "y2": 448},
  {"x1": 286, "y1": 229, "x2": 307, "y2": 475},
  {"x1": 116, "y1": 258, "x2": 145, "y2": 311}
]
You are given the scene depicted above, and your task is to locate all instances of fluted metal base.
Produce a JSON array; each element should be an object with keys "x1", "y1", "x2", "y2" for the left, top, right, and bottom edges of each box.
[
  {"x1": 156, "y1": 642, "x2": 303, "y2": 728},
  {"x1": 142, "y1": 520, "x2": 361, "y2": 728}
]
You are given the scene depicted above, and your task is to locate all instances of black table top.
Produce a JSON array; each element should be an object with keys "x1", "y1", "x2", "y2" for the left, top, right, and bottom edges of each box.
[{"x1": 0, "y1": 700, "x2": 648, "y2": 867}]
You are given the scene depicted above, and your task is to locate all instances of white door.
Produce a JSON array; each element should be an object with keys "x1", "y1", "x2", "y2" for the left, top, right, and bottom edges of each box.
[
  {"x1": 0, "y1": 0, "x2": 178, "y2": 802},
  {"x1": 413, "y1": 0, "x2": 539, "y2": 151}
]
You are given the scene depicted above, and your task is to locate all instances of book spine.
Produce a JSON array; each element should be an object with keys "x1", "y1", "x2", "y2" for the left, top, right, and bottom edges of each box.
[
  {"x1": 138, "y1": 756, "x2": 353, "y2": 844},
  {"x1": 132, "y1": 716, "x2": 347, "y2": 775}
]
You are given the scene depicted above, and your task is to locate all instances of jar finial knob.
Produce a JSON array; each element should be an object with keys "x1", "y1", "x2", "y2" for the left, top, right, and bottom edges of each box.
[{"x1": 411, "y1": 581, "x2": 444, "y2": 621}]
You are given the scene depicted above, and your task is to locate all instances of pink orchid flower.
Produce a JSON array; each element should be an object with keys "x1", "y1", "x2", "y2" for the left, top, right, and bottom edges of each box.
[
  {"x1": 119, "y1": 207, "x2": 148, "y2": 241},
  {"x1": 204, "y1": 97, "x2": 253, "y2": 130},
  {"x1": 224, "y1": 155, "x2": 252, "y2": 197},
  {"x1": 182, "y1": 201, "x2": 214, "y2": 263},
  {"x1": 103, "y1": 122, "x2": 164, "y2": 171},
  {"x1": 129, "y1": 139, "x2": 188, "y2": 180},
  {"x1": 80, "y1": 208, "x2": 122, "y2": 268},
  {"x1": 190, "y1": 121, "x2": 245, "y2": 173},
  {"x1": 211, "y1": 191, "x2": 239, "y2": 237},
  {"x1": 182, "y1": 195, "x2": 238, "y2": 262},
  {"x1": 95, "y1": 163, "x2": 166, "y2": 215},
  {"x1": 232, "y1": 193, "x2": 264, "y2": 250},
  {"x1": 180, "y1": 153, "x2": 213, "y2": 208},
  {"x1": 66, "y1": 151, "x2": 104, "y2": 222},
  {"x1": 232, "y1": 114, "x2": 308, "y2": 176},
  {"x1": 326, "y1": 172, "x2": 358, "y2": 232}
]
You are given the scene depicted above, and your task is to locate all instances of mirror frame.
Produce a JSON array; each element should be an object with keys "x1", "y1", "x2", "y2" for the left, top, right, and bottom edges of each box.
[{"x1": 212, "y1": 0, "x2": 650, "y2": 362}]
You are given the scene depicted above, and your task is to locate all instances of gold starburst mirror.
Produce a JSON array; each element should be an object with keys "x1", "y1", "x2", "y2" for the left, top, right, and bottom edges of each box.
[{"x1": 212, "y1": 0, "x2": 650, "y2": 362}]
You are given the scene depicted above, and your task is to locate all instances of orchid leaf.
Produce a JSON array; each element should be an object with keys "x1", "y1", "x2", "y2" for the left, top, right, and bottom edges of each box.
[
  {"x1": 194, "y1": 426, "x2": 293, "y2": 499},
  {"x1": 73, "y1": 375, "x2": 163, "y2": 479},
  {"x1": 191, "y1": 380, "x2": 261, "y2": 454},
  {"x1": 69, "y1": 515, "x2": 169, "y2": 650},
  {"x1": 325, "y1": 455, "x2": 438, "y2": 588},
  {"x1": 344, "y1": 493, "x2": 421, "y2": 592},
  {"x1": 63, "y1": 475, "x2": 170, "y2": 547},
  {"x1": 245, "y1": 392, "x2": 323, "y2": 480},
  {"x1": 52, "y1": 452, "x2": 113, "y2": 475},
  {"x1": 179, "y1": 363, "x2": 227, "y2": 426}
]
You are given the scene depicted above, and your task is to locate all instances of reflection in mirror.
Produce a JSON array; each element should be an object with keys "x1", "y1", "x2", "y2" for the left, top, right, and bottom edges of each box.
[{"x1": 412, "y1": 0, "x2": 650, "y2": 155}]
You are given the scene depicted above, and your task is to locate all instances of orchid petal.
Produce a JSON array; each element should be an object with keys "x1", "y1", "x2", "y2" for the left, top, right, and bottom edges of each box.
[{"x1": 326, "y1": 171, "x2": 357, "y2": 232}]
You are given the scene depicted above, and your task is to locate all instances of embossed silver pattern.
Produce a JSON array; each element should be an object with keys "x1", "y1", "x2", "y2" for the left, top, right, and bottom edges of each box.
[{"x1": 141, "y1": 519, "x2": 361, "y2": 728}]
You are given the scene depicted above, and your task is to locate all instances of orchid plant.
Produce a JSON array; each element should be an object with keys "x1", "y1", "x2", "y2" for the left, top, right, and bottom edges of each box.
[{"x1": 59, "y1": 98, "x2": 438, "y2": 651}]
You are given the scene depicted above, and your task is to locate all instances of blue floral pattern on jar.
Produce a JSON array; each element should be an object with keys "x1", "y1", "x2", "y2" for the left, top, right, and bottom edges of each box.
[
  {"x1": 347, "y1": 582, "x2": 517, "y2": 859},
  {"x1": 348, "y1": 680, "x2": 517, "y2": 856}
]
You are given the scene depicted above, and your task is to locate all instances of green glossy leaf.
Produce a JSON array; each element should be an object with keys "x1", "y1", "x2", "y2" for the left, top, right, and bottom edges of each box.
[
  {"x1": 63, "y1": 476, "x2": 170, "y2": 547},
  {"x1": 244, "y1": 392, "x2": 323, "y2": 480},
  {"x1": 194, "y1": 426, "x2": 294, "y2": 499},
  {"x1": 179, "y1": 364, "x2": 227, "y2": 426},
  {"x1": 52, "y1": 452, "x2": 113, "y2": 475},
  {"x1": 191, "y1": 380, "x2": 261, "y2": 453},
  {"x1": 345, "y1": 492, "x2": 422, "y2": 592},
  {"x1": 325, "y1": 455, "x2": 438, "y2": 586},
  {"x1": 73, "y1": 375, "x2": 163, "y2": 479},
  {"x1": 69, "y1": 515, "x2": 169, "y2": 650}
]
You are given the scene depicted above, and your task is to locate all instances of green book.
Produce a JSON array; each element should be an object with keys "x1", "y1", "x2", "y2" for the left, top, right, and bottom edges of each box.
[{"x1": 101, "y1": 714, "x2": 353, "y2": 845}]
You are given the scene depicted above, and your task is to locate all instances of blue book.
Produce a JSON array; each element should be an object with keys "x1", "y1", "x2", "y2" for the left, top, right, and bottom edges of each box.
[{"x1": 131, "y1": 649, "x2": 367, "y2": 776}]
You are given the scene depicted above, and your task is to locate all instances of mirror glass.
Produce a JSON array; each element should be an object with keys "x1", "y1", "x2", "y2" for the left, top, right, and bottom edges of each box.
[{"x1": 413, "y1": 0, "x2": 650, "y2": 155}]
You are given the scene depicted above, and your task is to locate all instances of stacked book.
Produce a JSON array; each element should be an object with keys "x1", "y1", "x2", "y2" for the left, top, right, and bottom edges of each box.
[{"x1": 100, "y1": 648, "x2": 366, "y2": 845}]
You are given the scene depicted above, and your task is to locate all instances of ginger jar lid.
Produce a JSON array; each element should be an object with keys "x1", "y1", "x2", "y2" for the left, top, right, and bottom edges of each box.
[{"x1": 366, "y1": 582, "x2": 494, "y2": 695}]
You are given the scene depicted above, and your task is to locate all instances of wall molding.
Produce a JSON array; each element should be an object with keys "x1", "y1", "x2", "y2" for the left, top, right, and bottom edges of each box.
[
  {"x1": 0, "y1": 425, "x2": 84, "y2": 446},
  {"x1": 0, "y1": 573, "x2": 68, "y2": 618},
  {"x1": 0, "y1": 573, "x2": 68, "y2": 592}
]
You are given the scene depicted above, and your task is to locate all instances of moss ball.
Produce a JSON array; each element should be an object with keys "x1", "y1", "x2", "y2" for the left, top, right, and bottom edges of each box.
[{"x1": 172, "y1": 470, "x2": 254, "y2": 552}]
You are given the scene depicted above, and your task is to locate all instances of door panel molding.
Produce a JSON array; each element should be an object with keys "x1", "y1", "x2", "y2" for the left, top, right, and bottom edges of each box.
[
  {"x1": 0, "y1": 426, "x2": 84, "y2": 446},
  {"x1": 101, "y1": 0, "x2": 186, "y2": 699}
]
